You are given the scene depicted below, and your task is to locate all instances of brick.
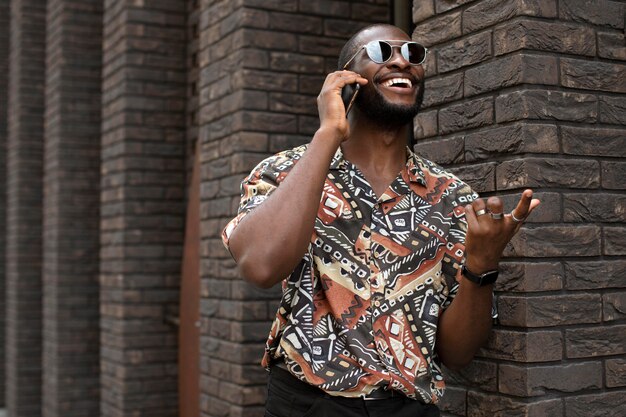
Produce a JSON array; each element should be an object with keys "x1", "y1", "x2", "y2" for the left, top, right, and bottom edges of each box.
[
  {"x1": 413, "y1": 136, "x2": 464, "y2": 165},
  {"x1": 507, "y1": 225, "x2": 601, "y2": 257},
  {"x1": 436, "y1": 0, "x2": 475, "y2": 14},
  {"x1": 298, "y1": 0, "x2": 350, "y2": 17},
  {"x1": 438, "y1": 31, "x2": 491, "y2": 73},
  {"x1": 599, "y1": 31, "x2": 626, "y2": 61},
  {"x1": 445, "y1": 360, "x2": 497, "y2": 392},
  {"x1": 561, "y1": 58, "x2": 626, "y2": 93},
  {"x1": 496, "y1": 89, "x2": 597, "y2": 123},
  {"x1": 601, "y1": 95, "x2": 626, "y2": 125},
  {"x1": 562, "y1": 126, "x2": 626, "y2": 157},
  {"x1": 269, "y1": 134, "x2": 310, "y2": 153},
  {"x1": 605, "y1": 226, "x2": 626, "y2": 255},
  {"x1": 298, "y1": 35, "x2": 344, "y2": 56},
  {"x1": 565, "y1": 260, "x2": 626, "y2": 290},
  {"x1": 497, "y1": 262, "x2": 563, "y2": 292},
  {"x1": 564, "y1": 193, "x2": 626, "y2": 223},
  {"x1": 464, "y1": 53, "x2": 558, "y2": 97},
  {"x1": 350, "y1": 3, "x2": 389, "y2": 21},
  {"x1": 463, "y1": 0, "x2": 557, "y2": 33},
  {"x1": 323, "y1": 19, "x2": 370, "y2": 39},
  {"x1": 270, "y1": 52, "x2": 325, "y2": 73},
  {"x1": 565, "y1": 391, "x2": 626, "y2": 417},
  {"x1": 465, "y1": 123, "x2": 558, "y2": 162},
  {"x1": 497, "y1": 158, "x2": 600, "y2": 190},
  {"x1": 241, "y1": 0, "x2": 297, "y2": 12},
  {"x1": 606, "y1": 359, "x2": 626, "y2": 388},
  {"x1": 450, "y1": 162, "x2": 496, "y2": 193},
  {"x1": 268, "y1": 92, "x2": 317, "y2": 115},
  {"x1": 499, "y1": 362, "x2": 602, "y2": 396},
  {"x1": 232, "y1": 69, "x2": 298, "y2": 92},
  {"x1": 268, "y1": 12, "x2": 322, "y2": 34},
  {"x1": 422, "y1": 72, "x2": 463, "y2": 108},
  {"x1": 467, "y1": 392, "x2": 563, "y2": 417},
  {"x1": 229, "y1": 363, "x2": 268, "y2": 386},
  {"x1": 233, "y1": 111, "x2": 298, "y2": 133},
  {"x1": 439, "y1": 96, "x2": 492, "y2": 134},
  {"x1": 602, "y1": 161, "x2": 626, "y2": 190},
  {"x1": 219, "y1": 381, "x2": 266, "y2": 406},
  {"x1": 298, "y1": 115, "x2": 320, "y2": 135},
  {"x1": 414, "y1": 109, "x2": 438, "y2": 139},
  {"x1": 560, "y1": 0, "x2": 625, "y2": 29},
  {"x1": 413, "y1": 1, "x2": 435, "y2": 24},
  {"x1": 219, "y1": 132, "x2": 269, "y2": 157},
  {"x1": 494, "y1": 18, "x2": 595, "y2": 56},
  {"x1": 481, "y1": 329, "x2": 562, "y2": 362},
  {"x1": 603, "y1": 291, "x2": 626, "y2": 322},
  {"x1": 413, "y1": 10, "x2": 461, "y2": 46},
  {"x1": 566, "y1": 324, "x2": 626, "y2": 358},
  {"x1": 298, "y1": 75, "x2": 325, "y2": 95},
  {"x1": 498, "y1": 294, "x2": 602, "y2": 327}
]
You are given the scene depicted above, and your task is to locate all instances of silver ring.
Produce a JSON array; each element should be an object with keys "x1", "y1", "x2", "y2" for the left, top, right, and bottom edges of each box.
[
  {"x1": 475, "y1": 209, "x2": 487, "y2": 217},
  {"x1": 491, "y1": 212, "x2": 503, "y2": 220},
  {"x1": 511, "y1": 211, "x2": 524, "y2": 223}
]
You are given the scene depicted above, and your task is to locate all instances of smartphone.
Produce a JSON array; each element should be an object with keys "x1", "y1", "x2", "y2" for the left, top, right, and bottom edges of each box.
[{"x1": 341, "y1": 83, "x2": 360, "y2": 116}]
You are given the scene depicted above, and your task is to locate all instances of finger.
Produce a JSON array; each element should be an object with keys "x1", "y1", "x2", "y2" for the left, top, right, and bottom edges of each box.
[
  {"x1": 472, "y1": 198, "x2": 489, "y2": 223},
  {"x1": 464, "y1": 204, "x2": 480, "y2": 231},
  {"x1": 511, "y1": 189, "x2": 534, "y2": 221},
  {"x1": 486, "y1": 197, "x2": 504, "y2": 221}
]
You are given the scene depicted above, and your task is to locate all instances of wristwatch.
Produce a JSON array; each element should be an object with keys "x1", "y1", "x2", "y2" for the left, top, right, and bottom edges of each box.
[{"x1": 461, "y1": 264, "x2": 499, "y2": 286}]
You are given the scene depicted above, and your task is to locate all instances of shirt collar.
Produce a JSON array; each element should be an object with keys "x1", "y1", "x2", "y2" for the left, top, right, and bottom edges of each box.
[{"x1": 329, "y1": 146, "x2": 427, "y2": 187}]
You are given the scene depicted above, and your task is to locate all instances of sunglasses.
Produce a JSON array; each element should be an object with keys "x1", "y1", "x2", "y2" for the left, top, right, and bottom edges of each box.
[{"x1": 343, "y1": 40, "x2": 428, "y2": 69}]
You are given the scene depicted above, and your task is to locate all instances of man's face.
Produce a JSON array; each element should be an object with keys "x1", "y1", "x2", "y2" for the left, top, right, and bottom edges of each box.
[{"x1": 348, "y1": 28, "x2": 425, "y2": 128}]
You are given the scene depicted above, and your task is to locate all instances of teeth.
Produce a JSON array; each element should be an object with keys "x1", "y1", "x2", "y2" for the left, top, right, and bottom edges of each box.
[{"x1": 382, "y1": 78, "x2": 412, "y2": 88}]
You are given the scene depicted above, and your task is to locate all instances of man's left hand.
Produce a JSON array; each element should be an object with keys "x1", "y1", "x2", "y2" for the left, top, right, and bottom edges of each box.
[{"x1": 463, "y1": 189, "x2": 540, "y2": 274}]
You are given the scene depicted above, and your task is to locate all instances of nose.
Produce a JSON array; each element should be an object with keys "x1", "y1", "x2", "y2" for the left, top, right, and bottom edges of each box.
[{"x1": 386, "y1": 45, "x2": 410, "y2": 68}]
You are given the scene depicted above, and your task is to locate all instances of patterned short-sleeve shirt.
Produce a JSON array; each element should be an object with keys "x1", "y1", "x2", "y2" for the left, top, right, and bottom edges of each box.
[{"x1": 222, "y1": 144, "x2": 478, "y2": 404}]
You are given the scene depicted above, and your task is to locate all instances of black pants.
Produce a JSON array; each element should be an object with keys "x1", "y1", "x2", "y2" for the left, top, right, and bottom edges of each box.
[{"x1": 265, "y1": 366, "x2": 441, "y2": 417}]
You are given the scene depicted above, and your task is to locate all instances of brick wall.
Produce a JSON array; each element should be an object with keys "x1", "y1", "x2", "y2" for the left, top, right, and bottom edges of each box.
[
  {"x1": 199, "y1": 1, "x2": 391, "y2": 416},
  {"x1": 100, "y1": 0, "x2": 187, "y2": 416},
  {"x1": 6, "y1": 0, "x2": 47, "y2": 416},
  {"x1": 42, "y1": 0, "x2": 102, "y2": 416},
  {"x1": 0, "y1": 0, "x2": 10, "y2": 407},
  {"x1": 413, "y1": 1, "x2": 626, "y2": 416}
]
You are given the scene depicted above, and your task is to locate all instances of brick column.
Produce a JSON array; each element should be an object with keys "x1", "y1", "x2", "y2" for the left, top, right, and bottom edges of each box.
[
  {"x1": 42, "y1": 1, "x2": 102, "y2": 416},
  {"x1": 199, "y1": 1, "x2": 391, "y2": 416},
  {"x1": 413, "y1": 1, "x2": 626, "y2": 416},
  {"x1": 0, "y1": 0, "x2": 10, "y2": 407},
  {"x1": 100, "y1": 1, "x2": 187, "y2": 416},
  {"x1": 6, "y1": 0, "x2": 47, "y2": 416}
]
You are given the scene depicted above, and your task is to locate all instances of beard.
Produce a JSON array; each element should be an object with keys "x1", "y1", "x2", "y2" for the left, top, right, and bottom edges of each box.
[{"x1": 356, "y1": 79, "x2": 424, "y2": 129}]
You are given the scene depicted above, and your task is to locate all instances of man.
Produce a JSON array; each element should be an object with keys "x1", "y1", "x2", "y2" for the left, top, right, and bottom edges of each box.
[{"x1": 222, "y1": 24, "x2": 539, "y2": 417}]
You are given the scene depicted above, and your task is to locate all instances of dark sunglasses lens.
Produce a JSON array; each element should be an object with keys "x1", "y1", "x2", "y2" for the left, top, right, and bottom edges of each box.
[
  {"x1": 366, "y1": 41, "x2": 392, "y2": 63},
  {"x1": 404, "y1": 42, "x2": 426, "y2": 64}
]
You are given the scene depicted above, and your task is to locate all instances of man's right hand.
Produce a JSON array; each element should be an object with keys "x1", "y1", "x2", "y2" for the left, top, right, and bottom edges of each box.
[{"x1": 316, "y1": 70, "x2": 368, "y2": 142}]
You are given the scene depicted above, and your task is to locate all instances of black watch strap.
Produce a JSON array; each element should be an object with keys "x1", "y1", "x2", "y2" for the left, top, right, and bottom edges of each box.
[{"x1": 461, "y1": 264, "x2": 499, "y2": 286}]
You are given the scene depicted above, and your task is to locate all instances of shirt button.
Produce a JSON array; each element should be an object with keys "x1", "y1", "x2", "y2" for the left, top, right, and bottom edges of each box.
[{"x1": 373, "y1": 300, "x2": 381, "y2": 307}]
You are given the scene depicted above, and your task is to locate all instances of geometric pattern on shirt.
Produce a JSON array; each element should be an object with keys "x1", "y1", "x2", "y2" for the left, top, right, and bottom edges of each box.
[{"x1": 222, "y1": 144, "x2": 478, "y2": 404}]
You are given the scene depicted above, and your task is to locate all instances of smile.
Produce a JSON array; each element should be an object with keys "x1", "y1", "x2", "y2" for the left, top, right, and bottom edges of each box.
[{"x1": 381, "y1": 78, "x2": 413, "y2": 88}]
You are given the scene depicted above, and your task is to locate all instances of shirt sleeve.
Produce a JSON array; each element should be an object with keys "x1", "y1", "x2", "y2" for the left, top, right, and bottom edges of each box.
[
  {"x1": 221, "y1": 149, "x2": 295, "y2": 252},
  {"x1": 440, "y1": 180, "x2": 477, "y2": 311}
]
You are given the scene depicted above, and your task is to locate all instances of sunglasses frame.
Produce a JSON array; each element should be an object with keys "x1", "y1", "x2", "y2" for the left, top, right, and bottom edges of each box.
[{"x1": 343, "y1": 40, "x2": 428, "y2": 70}]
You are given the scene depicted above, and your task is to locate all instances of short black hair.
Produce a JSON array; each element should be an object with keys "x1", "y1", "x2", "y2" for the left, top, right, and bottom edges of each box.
[{"x1": 337, "y1": 23, "x2": 405, "y2": 69}]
